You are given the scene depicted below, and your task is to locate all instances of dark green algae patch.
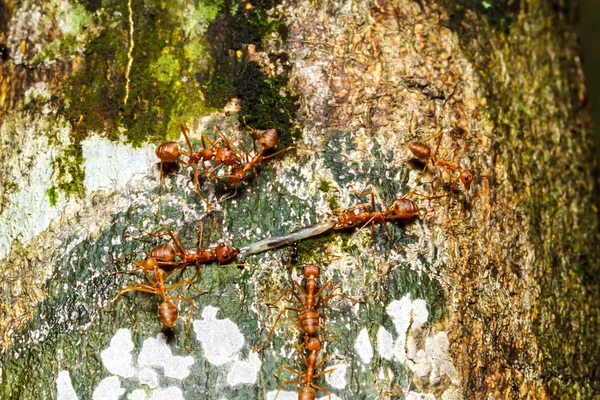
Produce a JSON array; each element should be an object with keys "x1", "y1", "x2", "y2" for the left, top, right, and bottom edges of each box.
[{"x1": 56, "y1": 0, "x2": 298, "y2": 198}]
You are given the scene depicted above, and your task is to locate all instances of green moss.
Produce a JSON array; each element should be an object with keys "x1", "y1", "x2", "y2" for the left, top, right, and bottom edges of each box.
[
  {"x1": 318, "y1": 180, "x2": 332, "y2": 192},
  {"x1": 46, "y1": 187, "x2": 59, "y2": 207},
  {"x1": 200, "y1": 0, "x2": 298, "y2": 143},
  {"x1": 51, "y1": 146, "x2": 85, "y2": 197},
  {"x1": 149, "y1": 53, "x2": 180, "y2": 84},
  {"x1": 327, "y1": 196, "x2": 340, "y2": 210}
]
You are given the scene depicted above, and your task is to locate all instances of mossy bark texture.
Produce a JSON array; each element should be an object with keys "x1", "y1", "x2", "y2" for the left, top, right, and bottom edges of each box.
[{"x1": 0, "y1": 0, "x2": 598, "y2": 399}]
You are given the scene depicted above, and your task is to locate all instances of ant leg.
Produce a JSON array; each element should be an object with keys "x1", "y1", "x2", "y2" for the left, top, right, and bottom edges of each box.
[
  {"x1": 265, "y1": 289, "x2": 293, "y2": 307},
  {"x1": 275, "y1": 366, "x2": 304, "y2": 380},
  {"x1": 267, "y1": 163, "x2": 284, "y2": 195},
  {"x1": 320, "y1": 292, "x2": 363, "y2": 305},
  {"x1": 178, "y1": 122, "x2": 196, "y2": 155},
  {"x1": 295, "y1": 344, "x2": 309, "y2": 366},
  {"x1": 214, "y1": 127, "x2": 243, "y2": 161},
  {"x1": 382, "y1": 220, "x2": 402, "y2": 252},
  {"x1": 261, "y1": 146, "x2": 315, "y2": 160},
  {"x1": 310, "y1": 383, "x2": 332, "y2": 399},
  {"x1": 197, "y1": 222, "x2": 205, "y2": 249},
  {"x1": 318, "y1": 328, "x2": 341, "y2": 343},
  {"x1": 193, "y1": 162, "x2": 213, "y2": 211},
  {"x1": 432, "y1": 129, "x2": 445, "y2": 158},
  {"x1": 105, "y1": 284, "x2": 157, "y2": 310},
  {"x1": 237, "y1": 141, "x2": 252, "y2": 163},
  {"x1": 129, "y1": 227, "x2": 173, "y2": 240},
  {"x1": 165, "y1": 277, "x2": 207, "y2": 295},
  {"x1": 155, "y1": 161, "x2": 165, "y2": 200},
  {"x1": 274, "y1": 380, "x2": 304, "y2": 400},
  {"x1": 313, "y1": 281, "x2": 333, "y2": 300},
  {"x1": 314, "y1": 355, "x2": 330, "y2": 371},
  {"x1": 167, "y1": 296, "x2": 196, "y2": 350},
  {"x1": 292, "y1": 280, "x2": 308, "y2": 297},
  {"x1": 252, "y1": 307, "x2": 303, "y2": 352},
  {"x1": 116, "y1": 250, "x2": 149, "y2": 264},
  {"x1": 107, "y1": 267, "x2": 143, "y2": 276},
  {"x1": 348, "y1": 216, "x2": 375, "y2": 247}
]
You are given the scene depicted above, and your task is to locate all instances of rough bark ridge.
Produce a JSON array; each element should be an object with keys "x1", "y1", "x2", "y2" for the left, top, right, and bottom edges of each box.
[{"x1": 0, "y1": 0, "x2": 598, "y2": 399}]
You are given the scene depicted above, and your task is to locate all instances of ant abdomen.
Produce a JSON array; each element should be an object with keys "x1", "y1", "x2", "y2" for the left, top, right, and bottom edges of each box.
[
  {"x1": 156, "y1": 142, "x2": 182, "y2": 162},
  {"x1": 407, "y1": 141, "x2": 431, "y2": 159},
  {"x1": 158, "y1": 301, "x2": 178, "y2": 327},
  {"x1": 298, "y1": 386, "x2": 316, "y2": 400},
  {"x1": 299, "y1": 309, "x2": 319, "y2": 335},
  {"x1": 392, "y1": 198, "x2": 419, "y2": 219},
  {"x1": 259, "y1": 129, "x2": 278, "y2": 150}
]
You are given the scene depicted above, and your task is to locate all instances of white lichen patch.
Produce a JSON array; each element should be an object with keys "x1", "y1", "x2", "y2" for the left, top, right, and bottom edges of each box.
[
  {"x1": 137, "y1": 334, "x2": 194, "y2": 380},
  {"x1": 100, "y1": 328, "x2": 136, "y2": 378},
  {"x1": 7, "y1": 0, "x2": 96, "y2": 65},
  {"x1": 441, "y1": 388, "x2": 461, "y2": 400},
  {"x1": 406, "y1": 392, "x2": 437, "y2": 400},
  {"x1": 128, "y1": 387, "x2": 185, "y2": 400},
  {"x1": 406, "y1": 332, "x2": 460, "y2": 386},
  {"x1": 0, "y1": 145, "x2": 61, "y2": 260},
  {"x1": 354, "y1": 327, "x2": 373, "y2": 364},
  {"x1": 226, "y1": 351, "x2": 262, "y2": 386},
  {"x1": 81, "y1": 136, "x2": 156, "y2": 195},
  {"x1": 93, "y1": 376, "x2": 125, "y2": 400},
  {"x1": 325, "y1": 363, "x2": 348, "y2": 389},
  {"x1": 377, "y1": 326, "x2": 394, "y2": 361},
  {"x1": 193, "y1": 306, "x2": 245, "y2": 366},
  {"x1": 266, "y1": 391, "x2": 297, "y2": 400},
  {"x1": 90, "y1": 329, "x2": 195, "y2": 398},
  {"x1": 56, "y1": 370, "x2": 78, "y2": 400},
  {"x1": 385, "y1": 295, "x2": 460, "y2": 392},
  {"x1": 137, "y1": 368, "x2": 159, "y2": 389},
  {"x1": 386, "y1": 294, "x2": 429, "y2": 363},
  {"x1": 24, "y1": 82, "x2": 52, "y2": 105}
]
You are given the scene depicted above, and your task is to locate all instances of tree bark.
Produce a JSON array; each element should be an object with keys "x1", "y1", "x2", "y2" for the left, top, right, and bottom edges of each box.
[{"x1": 0, "y1": 0, "x2": 598, "y2": 399}]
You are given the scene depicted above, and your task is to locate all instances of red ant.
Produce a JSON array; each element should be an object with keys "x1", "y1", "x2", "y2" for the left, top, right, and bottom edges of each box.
[
  {"x1": 209, "y1": 123, "x2": 315, "y2": 196},
  {"x1": 333, "y1": 188, "x2": 420, "y2": 252},
  {"x1": 407, "y1": 131, "x2": 474, "y2": 191},
  {"x1": 154, "y1": 122, "x2": 224, "y2": 210},
  {"x1": 120, "y1": 224, "x2": 244, "y2": 280},
  {"x1": 274, "y1": 337, "x2": 335, "y2": 400},
  {"x1": 252, "y1": 263, "x2": 361, "y2": 353},
  {"x1": 105, "y1": 256, "x2": 204, "y2": 350}
]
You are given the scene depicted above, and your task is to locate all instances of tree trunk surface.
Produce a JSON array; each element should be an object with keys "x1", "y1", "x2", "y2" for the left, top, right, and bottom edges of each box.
[{"x1": 0, "y1": 0, "x2": 598, "y2": 399}]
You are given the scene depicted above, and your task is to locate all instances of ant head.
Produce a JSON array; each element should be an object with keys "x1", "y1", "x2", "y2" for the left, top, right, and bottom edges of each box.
[
  {"x1": 140, "y1": 257, "x2": 159, "y2": 271},
  {"x1": 460, "y1": 170, "x2": 473, "y2": 190},
  {"x1": 338, "y1": 211, "x2": 357, "y2": 228},
  {"x1": 158, "y1": 301, "x2": 178, "y2": 327},
  {"x1": 216, "y1": 147, "x2": 236, "y2": 164},
  {"x1": 302, "y1": 264, "x2": 320, "y2": 279},
  {"x1": 305, "y1": 337, "x2": 321, "y2": 351},
  {"x1": 200, "y1": 148, "x2": 214, "y2": 161},
  {"x1": 215, "y1": 244, "x2": 239, "y2": 262}
]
